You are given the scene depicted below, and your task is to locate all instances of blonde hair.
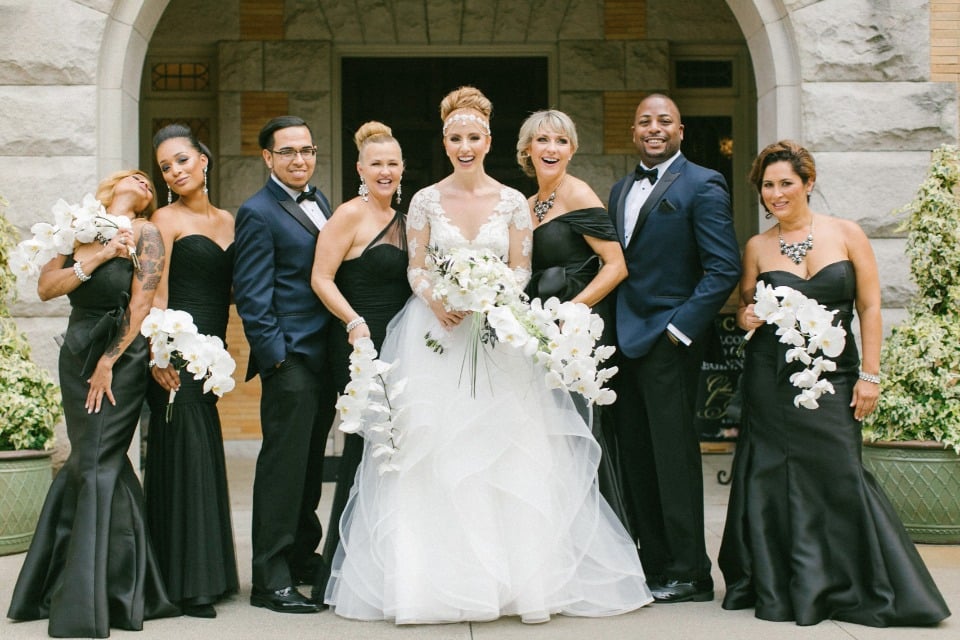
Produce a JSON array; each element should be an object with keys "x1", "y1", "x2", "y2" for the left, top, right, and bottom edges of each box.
[
  {"x1": 516, "y1": 110, "x2": 579, "y2": 177},
  {"x1": 95, "y1": 169, "x2": 157, "y2": 218},
  {"x1": 354, "y1": 121, "x2": 401, "y2": 160},
  {"x1": 439, "y1": 86, "x2": 493, "y2": 122}
]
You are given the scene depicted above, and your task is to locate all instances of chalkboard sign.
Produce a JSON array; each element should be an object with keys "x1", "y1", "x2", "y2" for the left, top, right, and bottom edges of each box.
[{"x1": 696, "y1": 313, "x2": 744, "y2": 441}]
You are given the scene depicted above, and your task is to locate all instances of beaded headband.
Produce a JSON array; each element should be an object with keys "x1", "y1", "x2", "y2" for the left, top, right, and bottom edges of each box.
[{"x1": 442, "y1": 113, "x2": 491, "y2": 136}]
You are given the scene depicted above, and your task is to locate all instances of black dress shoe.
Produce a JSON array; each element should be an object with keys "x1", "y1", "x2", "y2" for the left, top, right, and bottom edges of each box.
[
  {"x1": 250, "y1": 586, "x2": 319, "y2": 613},
  {"x1": 182, "y1": 603, "x2": 217, "y2": 618},
  {"x1": 651, "y1": 578, "x2": 714, "y2": 603}
]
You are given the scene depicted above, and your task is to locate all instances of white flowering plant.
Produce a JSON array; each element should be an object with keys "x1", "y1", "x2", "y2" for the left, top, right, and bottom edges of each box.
[
  {"x1": 0, "y1": 196, "x2": 61, "y2": 451},
  {"x1": 335, "y1": 338, "x2": 406, "y2": 475},
  {"x1": 9, "y1": 193, "x2": 139, "y2": 278},
  {"x1": 140, "y1": 307, "x2": 236, "y2": 422},
  {"x1": 747, "y1": 280, "x2": 847, "y2": 409},
  {"x1": 425, "y1": 245, "x2": 617, "y2": 406}
]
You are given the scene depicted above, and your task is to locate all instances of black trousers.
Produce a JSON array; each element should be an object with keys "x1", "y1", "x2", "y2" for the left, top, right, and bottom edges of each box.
[
  {"x1": 251, "y1": 354, "x2": 336, "y2": 590},
  {"x1": 614, "y1": 333, "x2": 711, "y2": 582}
]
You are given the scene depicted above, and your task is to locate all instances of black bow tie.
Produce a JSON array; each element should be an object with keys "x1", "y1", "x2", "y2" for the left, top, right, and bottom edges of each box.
[
  {"x1": 296, "y1": 187, "x2": 318, "y2": 203},
  {"x1": 634, "y1": 165, "x2": 659, "y2": 184}
]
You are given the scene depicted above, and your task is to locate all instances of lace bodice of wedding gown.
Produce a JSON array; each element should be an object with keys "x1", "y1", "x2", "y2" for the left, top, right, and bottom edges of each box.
[{"x1": 405, "y1": 185, "x2": 533, "y2": 298}]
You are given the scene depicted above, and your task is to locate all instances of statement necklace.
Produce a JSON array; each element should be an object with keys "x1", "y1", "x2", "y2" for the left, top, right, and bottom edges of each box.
[
  {"x1": 534, "y1": 180, "x2": 563, "y2": 222},
  {"x1": 778, "y1": 218, "x2": 814, "y2": 265}
]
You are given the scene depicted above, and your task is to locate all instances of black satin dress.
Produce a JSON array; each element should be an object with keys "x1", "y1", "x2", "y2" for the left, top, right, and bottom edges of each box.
[
  {"x1": 527, "y1": 207, "x2": 631, "y2": 534},
  {"x1": 7, "y1": 258, "x2": 178, "y2": 638},
  {"x1": 321, "y1": 211, "x2": 411, "y2": 563},
  {"x1": 144, "y1": 236, "x2": 239, "y2": 608},
  {"x1": 719, "y1": 261, "x2": 950, "y2": 626}
]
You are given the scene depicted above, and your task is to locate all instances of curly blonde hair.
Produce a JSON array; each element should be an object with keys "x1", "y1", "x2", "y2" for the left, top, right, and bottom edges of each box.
[{"x1": 95, "y1": 169, "x2": 157, "y2": 218}]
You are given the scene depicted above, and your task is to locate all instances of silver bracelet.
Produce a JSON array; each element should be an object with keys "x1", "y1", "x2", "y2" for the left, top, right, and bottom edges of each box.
[
  {"x1": 73, "y1": 260, "x2": 91, "y2": 282},
  {"x1": 345, "y1": 316, "x2": 367, "y2": 332},
  {"x1": 858, "y1": 370, "x2": 881, "y2": 384}
]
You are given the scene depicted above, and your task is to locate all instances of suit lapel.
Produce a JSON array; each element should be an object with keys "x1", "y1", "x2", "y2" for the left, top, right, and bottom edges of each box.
[
  {"x1": 615, "y1": 179, "x2": 630, "y2": 245},
  {"x1": 266, "y1": 180, "x2": 320, "y2": 238},
  {"x1": 626, "y1": 156, "x2": 684, "y2": 250}
]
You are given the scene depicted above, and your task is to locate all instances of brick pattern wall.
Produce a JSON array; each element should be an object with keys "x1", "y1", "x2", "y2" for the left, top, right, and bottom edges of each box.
[
  {"x1": 241, "y1": 92, "x2": 288, "y2": 155},
  {"x1": 931, "y1": 0, "x2": 960, "y2": 137},
  {"x1": 604, "y1": 0, "x2": 646, "y2": 40},
  {"x1": 240, "y1": 0, "x2": 284, "y2": 41},
  {"x1": 603, "y1": 91, "x2": 647, "y2": 154}
]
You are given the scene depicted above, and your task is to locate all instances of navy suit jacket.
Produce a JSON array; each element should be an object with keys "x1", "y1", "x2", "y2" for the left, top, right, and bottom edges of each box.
[
  {"x1": 609, "y1": 153, "x2": 741, "y2": 359},
  {"x1": 233, "y1": 178, "x2": 333, "y2": 381}
]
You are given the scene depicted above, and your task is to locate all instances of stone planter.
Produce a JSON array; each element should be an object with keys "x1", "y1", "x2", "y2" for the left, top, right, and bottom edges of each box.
[
  {"x1": 862, "y1": 440, "x2": 960, "y2": 544},
  {"x1": 0, "y1": 449, "x2": 53, "y2": 555}
]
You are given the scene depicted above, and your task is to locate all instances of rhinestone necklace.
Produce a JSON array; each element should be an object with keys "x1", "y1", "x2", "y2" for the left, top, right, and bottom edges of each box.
[
  {"x1": 778, "y1": 219, "x2": 814, "y2": 265},
  {"x1": 533, "y1": 180, "x2": 563, "y2": 222}
]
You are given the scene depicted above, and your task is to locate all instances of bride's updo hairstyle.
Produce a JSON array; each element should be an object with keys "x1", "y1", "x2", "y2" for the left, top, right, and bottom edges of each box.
[
  {"x1": 354, "y1": 120, "x2": 401, "y2": 159},
  {"x1": 439, "y1": 86, "x2": 492, "y2": 136}
]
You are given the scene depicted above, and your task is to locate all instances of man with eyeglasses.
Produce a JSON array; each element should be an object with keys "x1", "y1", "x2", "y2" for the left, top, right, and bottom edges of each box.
[{"x1": 234, "y1": 115, "x2": 336, "y2": 614}]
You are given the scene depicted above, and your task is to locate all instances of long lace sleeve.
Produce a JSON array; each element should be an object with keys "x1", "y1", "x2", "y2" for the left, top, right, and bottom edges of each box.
[
  {"x1": 406, "y1": 190, "x2": 434, "y2": 302},
  {"x1": 504, "y1": 188, "x2": 533, "y2": 289}
]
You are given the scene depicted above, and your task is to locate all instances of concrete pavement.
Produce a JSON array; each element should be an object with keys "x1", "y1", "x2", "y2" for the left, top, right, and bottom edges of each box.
[{"x1": 2, "y1": 442, "x2": 958, "y2": 639}]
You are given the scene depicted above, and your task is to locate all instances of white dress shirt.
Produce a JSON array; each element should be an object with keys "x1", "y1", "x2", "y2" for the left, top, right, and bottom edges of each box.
[{"x1": 271, "y1": 175, "x2": 327, "y2": 232}]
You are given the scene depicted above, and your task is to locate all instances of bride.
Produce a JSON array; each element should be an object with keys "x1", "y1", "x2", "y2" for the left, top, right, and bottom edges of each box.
[{"x1": 324, "y1": 86, "x2": 653, "y2": 625}]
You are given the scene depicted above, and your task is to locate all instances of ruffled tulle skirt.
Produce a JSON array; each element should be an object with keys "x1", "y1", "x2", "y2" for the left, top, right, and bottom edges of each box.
[{"x1": 325, "y1": 298, "x2": 652, "y2": 623}]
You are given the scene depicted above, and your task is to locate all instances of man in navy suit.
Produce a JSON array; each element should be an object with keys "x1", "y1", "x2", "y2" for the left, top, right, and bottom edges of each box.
[
  {"x1": 234, "y1": 116, "x2": 336, "y2": 614},
  {"x1": 608, "y1": 94, "x2": 741, "y2": 603}
]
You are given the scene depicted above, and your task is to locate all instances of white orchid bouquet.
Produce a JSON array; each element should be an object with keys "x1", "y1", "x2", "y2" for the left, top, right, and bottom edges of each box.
[
  {"x1": 10, "y1": 193, "x2": 139, "y2": 277},
  {"x1": 335, "y1": 338, "x2": 406, "y2": 475},
  {"x1": 140, "y1": 307, "x2": 237, "y2": 422},
  {"x1": 425, "y1": 245, "x2": 617, "y2": 406},
  {"x1": 747, "y1": 280, "x2": 847, "y2": 409}
]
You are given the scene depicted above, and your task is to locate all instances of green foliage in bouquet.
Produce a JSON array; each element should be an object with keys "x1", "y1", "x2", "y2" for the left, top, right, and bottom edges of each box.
[
  {"x1": 864, "y1": 145, "x2": 960, "y2": 452},
  {"x1": 0, "y1": 196, "x2": 61, "y2": 451}
]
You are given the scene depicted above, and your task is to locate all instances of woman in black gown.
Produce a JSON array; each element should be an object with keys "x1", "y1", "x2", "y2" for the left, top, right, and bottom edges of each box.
[
  {"x1": 515, "y1": 110, "x2": 631, "y2": 531},
  {"x1": 719, "y1": 140, "x2": 950, "y2": 626},
  {"x1": 145, "y1": 124, "x2": 238, "y2": 618},
  {"x1": 7, "y1": 170, "x2": 179, "y2": 638},
  {"x1": 310, "y1": 121, "x2": 410, "y2": 593}
]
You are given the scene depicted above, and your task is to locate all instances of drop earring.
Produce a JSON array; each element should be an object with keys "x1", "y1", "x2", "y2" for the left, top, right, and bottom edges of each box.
[
  {"x1": 167, "y1": 186, "x2": 172, "y2": 205},
  {"x1": 358, "y1": 177, "x2": 369, "y2": 202},
  {"x1": 203, "y1": 166, "x2": 209, "y2": 194},
  {"x1": 395, "y1": 182, "x2": 402, "y2": 205}
]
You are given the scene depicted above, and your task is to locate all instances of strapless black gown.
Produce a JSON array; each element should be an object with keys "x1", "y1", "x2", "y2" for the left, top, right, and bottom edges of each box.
[
  {"x1": 144, "y1": 236, "x2": 239, "y2": 608},
  {"x1": 527, "y1": 207, "x2": 630, "y2": 535},
  {"x1": 322, "y1": 211, "x2": 411, "y2": 563},
  {"x1": 719, "y1": 261, "x2": 950, "y2": 626},
  {"x1": 8, "y1": 258, "x2": 178, "y2": 638}
]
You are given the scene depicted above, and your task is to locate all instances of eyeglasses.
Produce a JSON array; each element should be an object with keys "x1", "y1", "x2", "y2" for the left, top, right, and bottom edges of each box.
[{"x1": 269, "y1": 146, "x2": 318, "y2": 159}]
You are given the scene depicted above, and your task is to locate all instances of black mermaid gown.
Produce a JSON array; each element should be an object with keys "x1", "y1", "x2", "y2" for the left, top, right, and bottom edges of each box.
[
  {"x1": 526, "y1": 207, "x2": 630, "y2": 534},
  {"x1": 144, "y1": 236, "x2": 239, "y2": 609},
  {"x1": 321, "y1": 211, "x2": 411, "y2": 564},
  {"x1": 7, "y1": 258, "x2": 178, "y2": 638},
  {"x1": 719, "y1": 261, "x2": 950, "y2": 627}
]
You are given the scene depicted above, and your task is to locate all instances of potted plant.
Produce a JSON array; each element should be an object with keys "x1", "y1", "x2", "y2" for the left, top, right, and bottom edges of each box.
[
  {"x1": 0, "y1": 195, "x2": 62, "y2": 555},
  {"x1": 862, "y1": 144, "x2": 960, "y2": 544}
]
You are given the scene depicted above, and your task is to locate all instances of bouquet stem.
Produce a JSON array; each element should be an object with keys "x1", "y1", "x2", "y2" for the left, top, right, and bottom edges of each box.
[{"x1": 165, "y1": 388, "x2": 176, "y2": 423}]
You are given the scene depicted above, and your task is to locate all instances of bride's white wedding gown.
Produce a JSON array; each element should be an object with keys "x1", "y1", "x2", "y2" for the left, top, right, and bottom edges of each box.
[{"x1": 324, "y1": 185, "x2": 652, "y2": 624}]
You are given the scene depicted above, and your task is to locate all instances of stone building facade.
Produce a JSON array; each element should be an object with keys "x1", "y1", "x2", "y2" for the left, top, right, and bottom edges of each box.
[{"x1": 1, "y1": 0, "x2": 958, "y2": 440}]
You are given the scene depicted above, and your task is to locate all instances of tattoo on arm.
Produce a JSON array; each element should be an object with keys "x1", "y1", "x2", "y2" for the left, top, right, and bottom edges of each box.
[
  {"x1": 104, "y1": 308, "x2": 131, "y2": 358},
  {"x1": 136, "y1": 223, "x2": 164, "y2": 290}
]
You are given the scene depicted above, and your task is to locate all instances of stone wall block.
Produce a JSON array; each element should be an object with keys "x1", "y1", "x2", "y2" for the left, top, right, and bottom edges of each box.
[
  {"x1": 625, "y1": 41, "x2": 670, "y2": 90},
  {"x1": 521, "y1": 0, "x2": 566, "y2": 43},
  {"x1": 557, "y1": 92, "x2": 604, "y2": 156},
  {"x1": 0, "y1": 0, "x2": 105, "y2": 85},
  {"x1": 647, "y1": 0, "x2": 743, "y2": 42},
  {"x1": 560, "y1": 41, "x2": 626, "y2": 91},
  {"x1": 558, "y1": 0, "x2": 602, "y2": 40},
  {"x1": 792, "y1": 0, "x2": 928, "y2": 82},
  {"x1": 265, "y1": 42, "x2": 331, "y2": 91},
  {"x1": 355, "y1": 0, "x2": 398, "y2": 42},
  {"x1": 803, "y1": 83, "x2": 958, "y2": 151},
  {"x1": 395, "y1": 0, "x2": 430, "y2": 43},
  {"x1": 425, "y1": 0, "x2": 463, "y2": 42},
  {"x1": 289, "y1": 91, "x2": 332, "y2": 148},
  {"x1": 0, "y1": 156, "x2": 98, "y2": 232},
  {"x1": 151, "y1": 0, "x2": 239, "y2": 44},
  {"x1": 0, "y1": 87, "x2": 96, "y2": 156},
  {"x1": 872, "y1": 237, "x2": 914, "y2": 308},
  {"x1": 812, "y1": 151, "x2": 932, "y2": 236},
  {"x1": 286, "y1": 0, "x2": 333, "y2": 40},
  {"x1": 317, "y1": 0, "x2": 364, "y2": 42},
  {"x1": 218, "y1": 42, "x2": 262, "y2": 91},
  {"x1": 219, "y1": 156, "x2": 268, "y2": 211},
  {"x1": 491, "y1": 1, "x2": 529, "y2": 43},
  {"x1": 218, "y1": 92, "x2": 243, "y2": 157}
]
